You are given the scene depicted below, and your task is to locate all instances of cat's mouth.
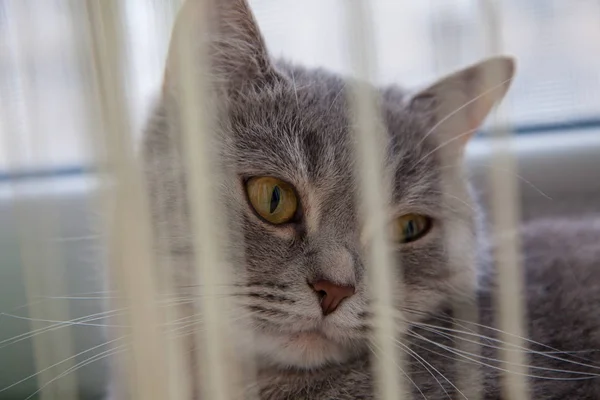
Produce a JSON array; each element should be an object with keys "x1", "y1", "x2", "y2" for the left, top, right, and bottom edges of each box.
[
  {"x1": 289, "y1": 329, "x2": 329, "y2": 344},
  {"x1": 251, "y1": 321, "x2": 367, "y2": 369}
]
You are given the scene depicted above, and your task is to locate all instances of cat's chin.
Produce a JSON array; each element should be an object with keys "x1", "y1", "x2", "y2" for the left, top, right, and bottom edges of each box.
[{"x1": 252, "y1": 330, "x2": 363, "y2": 369}]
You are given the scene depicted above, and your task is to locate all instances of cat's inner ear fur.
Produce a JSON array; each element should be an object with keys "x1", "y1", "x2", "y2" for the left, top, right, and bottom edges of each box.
[
  {"x1": 163, "y1": 0, "x2": 280, "y2": 96},
  {"x1": 409, "y1": 56, "x2": 515, "y2": 152}
]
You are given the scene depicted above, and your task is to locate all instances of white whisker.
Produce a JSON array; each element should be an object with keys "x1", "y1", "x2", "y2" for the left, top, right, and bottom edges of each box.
[
  {"x1": 0, "y1": 336, "x2": 126, "y2": 394},
  {"x1": 368, "y1": 343, "x2": 427, "y2": 400},
  {"x1": 0, "y1": 309, "x2": 125, "y2": 349},
  {"x1": 415, "y1": 128, "x2": 478, "y2": 166},
  {"x1": 394, "y1": 338, "x2": 455, "y2": 400},
  {"x1": 408, "y1": 331, "x2": 599, "y2": 381},
  {"x1": 416, "y1": 77, "x2": 514, "y2": 148},
  {"x1": 410, "y1": 319, "x2": 600, "y2": 371},
  {"x1": 415, "y1": 326, "x2": 600, "y2": 377},
  {"x1": 23, "y1": 345, "x2": 129, "y2": 400}
]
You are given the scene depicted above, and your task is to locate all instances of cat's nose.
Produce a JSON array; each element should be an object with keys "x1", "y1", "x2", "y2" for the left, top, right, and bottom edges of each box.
[{"x1": 311, "y1": 280, "x2": 356, "y2": 316}]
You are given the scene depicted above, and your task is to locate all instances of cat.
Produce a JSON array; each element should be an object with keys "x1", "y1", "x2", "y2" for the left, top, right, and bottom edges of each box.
[{"x1": 139, "y1": 0, "x2": 600, "y2": 398}]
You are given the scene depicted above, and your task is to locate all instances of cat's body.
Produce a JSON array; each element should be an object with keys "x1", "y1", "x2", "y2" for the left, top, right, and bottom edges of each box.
[{"x1": 137, "y1": 0, "x2": 600, "y2": 398}]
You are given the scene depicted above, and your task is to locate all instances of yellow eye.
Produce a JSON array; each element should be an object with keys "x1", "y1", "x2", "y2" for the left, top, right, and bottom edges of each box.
[
  {"x1": 246, "y1": 177, "x2": 298, "y2": 224},
  {"x1": 393, "y1": 214, "x2": 432, "y2": 244}
]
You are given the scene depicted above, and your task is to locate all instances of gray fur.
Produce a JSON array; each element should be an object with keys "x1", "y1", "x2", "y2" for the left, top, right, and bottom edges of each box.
[{"x1": 139, "y1": 0, "x2": 600, "y2": 398}]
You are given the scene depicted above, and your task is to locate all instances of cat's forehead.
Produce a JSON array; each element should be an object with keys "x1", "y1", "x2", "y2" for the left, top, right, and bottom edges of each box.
[
  {"x1": 225, "y1": 65, "x2": 437, "y2": 190},
  {"x1": 227, "y1": 73, "x2": 345, "y2": 180}
]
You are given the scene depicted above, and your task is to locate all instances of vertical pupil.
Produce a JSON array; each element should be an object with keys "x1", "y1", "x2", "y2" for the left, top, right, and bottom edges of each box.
[
  {"x1": 270, "y1": 186, "x2": 281, "y2": 213},
  {"x1": 406, "y1": 220, "x2": 415, "y2": 237}
]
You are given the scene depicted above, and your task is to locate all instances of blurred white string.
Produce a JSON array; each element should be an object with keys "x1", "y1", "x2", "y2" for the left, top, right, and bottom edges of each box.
[
  {"x1": 171, "y1": 1, "x2": 246, "y2": 399},
  {"x1": 343, "y1": 1, "x2": 406, "y2": 399},
  {"x1": 0, "y1": 2, "x2": 77, "y2": 398},
  {"x1": 85, "y1": 1, "x2": 172, "y2": 399},
  {"x1": 479, "y1": 1, "x2": 530, "y2": 399}
]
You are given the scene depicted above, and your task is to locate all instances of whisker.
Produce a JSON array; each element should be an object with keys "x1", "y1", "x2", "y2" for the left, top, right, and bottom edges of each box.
[
  {"x1": 38, "y1": 296, "x2": 123, "y2": 301},
  {"x1": 163, "y1": 312, "x2": 203, "y2": 328},
  {"x1": 416, "y1": 76, "x2": 514, "y2": 148},
  {"x1": 164, "y1": 308, "x2": 260, "y2": 337},
  {"x1": 435, "y1": 192, "x2": 478, "y2": 213},
  {"x1": 411, "y1": 320, "x2": 600, "y2": 371},
  {"x1": 0, "y1": 312, "x2": 128, "y2": 329},
  {"x1": 368, "y1": 342, "x2": 427, "y2": 400},
  {"x1": 451, "y1": 162, "x2": 553, "y2": 200},
  {"x1": 415, "y1": 326, "x2": 600, "y2": 377},
  {"x1": 0, "y1": 336, "x2": 126, "y2": 394},
  {"x1": 291, "y1": 69, "x2": 300, "y2": 111},
  {"x1": 396, "y1": 307, "x2": 600, "y2": 366},
  {"x1": 415, "y1": 322, "x2": 587, "y2": 358},
  {"x1": 0, "y1": 309, "x2": 126, "y2": 349},
  {"x1": 23, "y1": 345, "x2": 128, "y2": 400},
  {"x1": 327, "y1": 84, "x2": 347, "y2": 114},
  {"x1": 11, "y1": 290, "x2": 120, "y2": 308},
  {"x1": 50, "y1": 234, "x2": 102, "y2": 242},
  {"x1": 1, "y1": 300, "x2": 252, "y2": 350},
  {"x1": 393, "y1": 338, "x2": 454, "y2": 399},
  {"x1": 415, "y1": 127, "x2": 478, "y2": 167},
  {"x1": 408, "y1": 331, "x2": 599, "y2": 381}
]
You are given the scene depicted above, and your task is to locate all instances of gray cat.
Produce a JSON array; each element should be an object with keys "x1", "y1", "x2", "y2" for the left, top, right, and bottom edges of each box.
[{"x1": 140, "y1": 0, "x2": 600, "y2": 398}]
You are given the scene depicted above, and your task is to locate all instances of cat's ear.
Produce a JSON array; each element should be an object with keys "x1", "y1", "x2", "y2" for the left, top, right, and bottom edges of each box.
[
  {"x1": 408, "y1": 56, "x2": 515, "y2": 152},
  {"x1": 163, "y1": 0, "x2": 280, "y2": 95}
]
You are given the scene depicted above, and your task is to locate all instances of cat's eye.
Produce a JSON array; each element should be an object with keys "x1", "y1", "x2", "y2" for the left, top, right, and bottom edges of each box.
[
  {"x1": 246, "y1": 177, "x2": 298, "y2": 225},
  {"x1": 393, "y1": 214, "x2": 432, "y2": 244}
]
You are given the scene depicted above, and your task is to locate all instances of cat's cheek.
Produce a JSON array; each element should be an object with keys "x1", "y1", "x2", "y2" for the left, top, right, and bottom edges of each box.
[{"x1": 442, "y1": 216, "x2": 479, "y2": 295}]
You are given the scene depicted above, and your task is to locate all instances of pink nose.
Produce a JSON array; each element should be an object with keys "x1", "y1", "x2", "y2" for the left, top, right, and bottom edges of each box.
[{"x1": 311, "y1": 280, "x2": 356, "y2": 315}]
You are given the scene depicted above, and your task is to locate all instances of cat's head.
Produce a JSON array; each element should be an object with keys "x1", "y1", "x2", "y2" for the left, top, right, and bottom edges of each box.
[{"x1": 147, "y1": 0, "x2": 514, "y2": 369}]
